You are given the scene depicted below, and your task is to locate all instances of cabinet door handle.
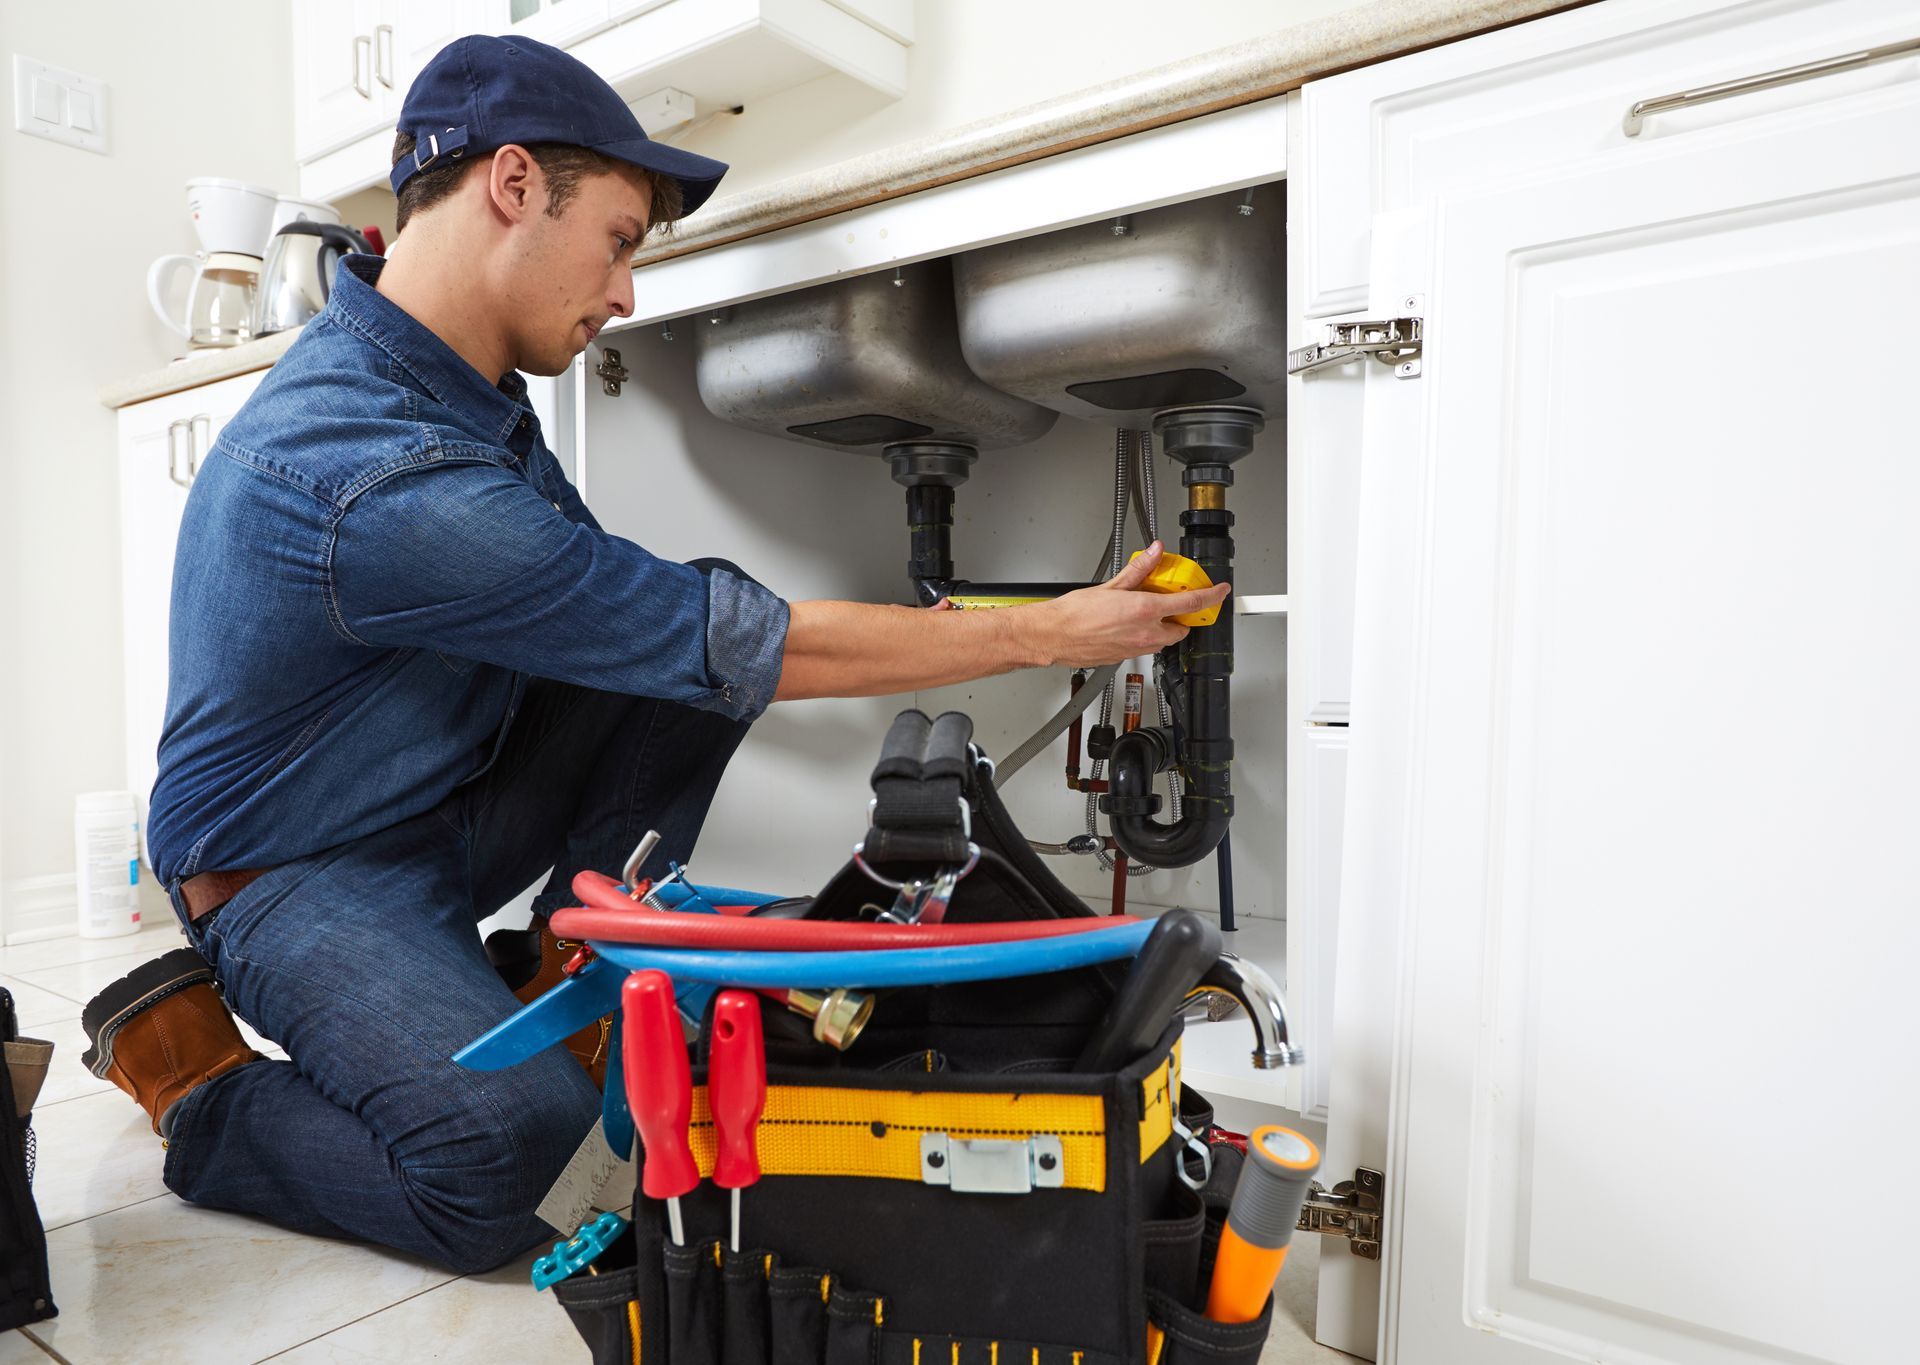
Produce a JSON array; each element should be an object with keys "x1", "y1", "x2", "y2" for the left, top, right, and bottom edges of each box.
[
  {"x1": 374, "y1": 24, "x2": 394, "y2": 89},
  {"x1": 189, "y1": 414, "x2": 211, "y2": 480},
  {"x1": 352, "y1": 33, "x2": 372, "y2": 99},
  {"x1": 166, "y1": 419, "x2": 191, "y2": 489},
  {"x1": 1624, "y1": 35, "x2": 1920, "y2": 135}
]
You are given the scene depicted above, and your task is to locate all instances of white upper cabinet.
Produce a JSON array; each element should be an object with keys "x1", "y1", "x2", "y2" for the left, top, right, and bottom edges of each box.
[
  {"x1": 292, "y1": 0, "x2": 913, "y2": 203},
  {"x1": 293, "y1": 0, "x2": 392, "y2": 162},
  {"x1": 475, "y1": 0, "x2": 616, "y2": 49},
  {"x1": 390, "y1": 0, "x2": 473, "y2": 95}
]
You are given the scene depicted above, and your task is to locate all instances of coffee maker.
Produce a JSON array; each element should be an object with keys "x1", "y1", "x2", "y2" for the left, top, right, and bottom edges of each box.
[{"x1": 146, "y1": 178, "x2": 278, "y2": 351}]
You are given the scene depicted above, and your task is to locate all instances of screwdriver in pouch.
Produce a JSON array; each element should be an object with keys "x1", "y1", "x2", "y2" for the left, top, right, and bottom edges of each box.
[
  {"x1": 1204, "y1": 1124, "x2": 1322, "y2": 1323},
  {"x1": 624, "y1": 968, "x2": 697, "y2": 1246},
  {"x1": 708, "y1": 990, "x2": 766, "y2": 1253}
]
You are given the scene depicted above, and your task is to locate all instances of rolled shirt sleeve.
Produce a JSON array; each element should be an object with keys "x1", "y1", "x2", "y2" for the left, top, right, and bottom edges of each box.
[{"x1": 330, "y1": 456, "x2": 789, "y2": 721}]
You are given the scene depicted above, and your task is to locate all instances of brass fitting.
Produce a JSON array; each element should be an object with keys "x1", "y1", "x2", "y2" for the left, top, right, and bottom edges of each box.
[
  {"x1": 1189, "y1": 483, "x2": 1226, "y2": 511},
  {"x1": 781, "y1": 987, "x2": 876, "y2": 1051}
]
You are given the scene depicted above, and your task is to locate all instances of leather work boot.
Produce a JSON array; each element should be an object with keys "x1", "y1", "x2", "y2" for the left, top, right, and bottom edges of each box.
[
  {"x1": 485, "y1": 915, "x2": 610, "y2": 1088},
  {"x1": 81, "y1": 947, "x2": 263, "y2": 1138}
]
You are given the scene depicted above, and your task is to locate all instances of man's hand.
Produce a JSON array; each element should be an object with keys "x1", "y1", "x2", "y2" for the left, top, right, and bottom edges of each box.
[
  {"x1": 773, "y1": 540, "x2": 1230, "y2": 702},
  {"x1": 1031, "y1": 541, "x2": 1231, "y2": 669}
]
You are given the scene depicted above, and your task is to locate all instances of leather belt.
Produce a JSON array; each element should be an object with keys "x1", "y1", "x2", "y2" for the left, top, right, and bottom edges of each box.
[{"x1": 181, "y1": 867, "x2": 271, "y2": 924}]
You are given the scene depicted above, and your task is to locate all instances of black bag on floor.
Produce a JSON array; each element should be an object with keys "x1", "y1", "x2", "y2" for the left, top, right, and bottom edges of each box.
[
  {"x1": 548, "y1": 711, "x2": 1276, "y2": 1364},
  {"x1": 1, "y1": 986, "x2": 57, "y2": 1331}
]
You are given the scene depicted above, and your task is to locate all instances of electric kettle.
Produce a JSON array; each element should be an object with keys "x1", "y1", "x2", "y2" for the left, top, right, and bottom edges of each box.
[{"x1": 251, "y1": 223, "x2": 374, "y2": 337}]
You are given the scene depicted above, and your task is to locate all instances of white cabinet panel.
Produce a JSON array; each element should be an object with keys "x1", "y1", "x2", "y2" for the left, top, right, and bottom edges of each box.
[
  {"x1": 293, "y1": 0, "x2": 388, "y2": 161},
  {"x1": 118, "y1": 372, "x2": 268, "y2": 868},
  {"x1": 1286, "y1": 723, "x2": 1344, "y2": 1125},
  {"x1": 1297, "y1": 0, "x2": 1917, "y2": 315},
  {"x1": 473, "y1": 0, "x2": 615, "y2": 50},
  {"x1": 389, "y1": 0, "x2": 474, "y2": 96},
  {"x1": 1338, "y1": 68, "x2": 1920, "y2": 1365}
]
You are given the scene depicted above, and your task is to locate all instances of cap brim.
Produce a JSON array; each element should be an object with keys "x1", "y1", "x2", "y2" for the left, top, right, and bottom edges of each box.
[{"x1": 596, "y1": 137, "x2": 730, "y2": 221}]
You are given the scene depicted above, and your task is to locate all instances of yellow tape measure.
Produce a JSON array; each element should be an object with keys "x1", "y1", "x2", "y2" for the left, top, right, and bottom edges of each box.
[{"x1": 1129, "y1": 551, "x2": 1218, "y2": 627}]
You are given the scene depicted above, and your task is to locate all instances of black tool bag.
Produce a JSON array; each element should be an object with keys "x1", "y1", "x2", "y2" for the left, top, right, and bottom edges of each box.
[
  {"x1": 551, "y1": 711, "x2": 1275, "y2": 1364},
  {"x1": 1, "y1": 986, "x2": 57, "y2": 1331}
]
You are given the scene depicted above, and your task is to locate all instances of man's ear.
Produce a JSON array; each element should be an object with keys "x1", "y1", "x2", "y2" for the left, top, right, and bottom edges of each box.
[{"x1": 487, "y1": 144, "x2": 540, "y2": 224}]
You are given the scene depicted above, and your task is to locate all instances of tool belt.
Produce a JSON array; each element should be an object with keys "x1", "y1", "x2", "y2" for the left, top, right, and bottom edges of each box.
[{"x1": 546, "y1": 711, "x2": 1274, "y2": 1364}]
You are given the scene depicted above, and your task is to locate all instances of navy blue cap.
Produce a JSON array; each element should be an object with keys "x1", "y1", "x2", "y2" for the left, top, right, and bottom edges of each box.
[{"x1": 390, "y1": 34, "x2": 729, "y2": 220}]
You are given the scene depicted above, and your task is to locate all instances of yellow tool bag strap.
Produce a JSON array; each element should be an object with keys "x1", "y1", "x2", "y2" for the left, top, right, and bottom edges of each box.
[{"x1": 679, "y1": 1046, "x2": 1178, "y2": 1195}]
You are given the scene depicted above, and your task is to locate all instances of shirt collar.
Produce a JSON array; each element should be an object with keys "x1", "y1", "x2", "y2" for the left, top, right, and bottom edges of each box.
[{"x1": 327, "y1": 255, "x2": 533, "y2": 448}]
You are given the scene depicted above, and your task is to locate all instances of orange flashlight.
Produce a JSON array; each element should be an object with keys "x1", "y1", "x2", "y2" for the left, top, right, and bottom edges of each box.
[{"x1": 1204, "y1": 1125, "x2": 1322, "y2": 1323}]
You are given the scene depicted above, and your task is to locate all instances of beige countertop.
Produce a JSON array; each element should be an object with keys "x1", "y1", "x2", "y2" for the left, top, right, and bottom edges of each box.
[
  {"x1": 105, "y1": 0, "x2": 1581, "y2": 410},
  {"x1": 101, "y1": 326, "x2": 303, "y2": 410}
]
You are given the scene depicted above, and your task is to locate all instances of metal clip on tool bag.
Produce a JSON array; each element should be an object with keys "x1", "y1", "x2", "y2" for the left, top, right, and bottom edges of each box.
[{"x1": 549, "y1": 711, "x2": 1275, "y2": 1364}]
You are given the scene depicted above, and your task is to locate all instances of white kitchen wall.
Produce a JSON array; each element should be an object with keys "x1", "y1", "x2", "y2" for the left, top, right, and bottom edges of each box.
[{"x1": 0, "y1": 3, "x2": 298, "y2": 937}]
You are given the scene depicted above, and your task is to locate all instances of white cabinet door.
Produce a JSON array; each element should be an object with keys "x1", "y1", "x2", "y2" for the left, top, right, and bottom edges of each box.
[
  {"x1": 1296, "y1": 0, "x2": 1917, "y2": 316},
  {"x1": 293, "y1": 0, "x2": 388, "y2": 161},
  {"x1": 385, "y1": 0, "x2": 474, "y2": 100},
  {"x1": 1336, "y1": 57, "x2": 1920, "y2": 1365},
  {"x1": 119, "y1": 394, "x2": 195, "y2": 865},
  {"x1": 118, "y1": 371, "x2": 269, "y2": 868}
]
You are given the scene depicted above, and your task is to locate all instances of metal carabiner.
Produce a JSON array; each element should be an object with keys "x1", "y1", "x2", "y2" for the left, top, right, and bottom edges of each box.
[{"x1": 1171, "y1": 1113, "x2": 1214, "y2": 1192}]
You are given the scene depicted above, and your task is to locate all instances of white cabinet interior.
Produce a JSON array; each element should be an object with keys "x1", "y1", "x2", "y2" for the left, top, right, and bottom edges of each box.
[{"x1": 575, "y1": 98, "x2": 1304, "y2": 1113}]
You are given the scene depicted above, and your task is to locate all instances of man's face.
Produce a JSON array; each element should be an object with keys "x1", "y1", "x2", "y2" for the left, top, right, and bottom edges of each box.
[{"x1": 507, "y1": 165, "x2": 653, "y2": 377}]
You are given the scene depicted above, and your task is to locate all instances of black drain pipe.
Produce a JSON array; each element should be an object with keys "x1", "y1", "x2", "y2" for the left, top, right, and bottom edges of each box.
[{"x1": 1102, "y1": 407, "x2": 1260, "y2": 868}]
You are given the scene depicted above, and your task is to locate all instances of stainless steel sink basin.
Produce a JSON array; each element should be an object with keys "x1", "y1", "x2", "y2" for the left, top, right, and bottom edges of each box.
[
  {"x1": 952, "y1": 184, "x2": 1287, "y2": 426},
  {"x1": 693, "y1": 259, "x2": 1056, "y2": 467}
]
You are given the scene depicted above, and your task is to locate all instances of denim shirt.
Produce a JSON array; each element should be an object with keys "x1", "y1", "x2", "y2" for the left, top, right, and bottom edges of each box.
[{"x1": 145, "y1": 255, "x2": 790, "y2": 886}]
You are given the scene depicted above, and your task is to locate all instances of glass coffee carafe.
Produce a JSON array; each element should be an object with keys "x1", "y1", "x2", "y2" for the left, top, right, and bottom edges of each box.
[{"x1": 146, "y1": 250, "x2": 261, "y2": 350}]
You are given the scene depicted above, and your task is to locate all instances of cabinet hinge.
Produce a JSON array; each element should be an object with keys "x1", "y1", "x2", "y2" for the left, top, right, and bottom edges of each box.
[
  {"x1": 1297, "y1": 1166, "x2": 1384, "y2": 1259},
  {"x1": 594, "y1": 347, "x2": 630, "y2": 397},
  {"x1": 1288, "y1": 302, "x2": 1423, "y2": 378}
]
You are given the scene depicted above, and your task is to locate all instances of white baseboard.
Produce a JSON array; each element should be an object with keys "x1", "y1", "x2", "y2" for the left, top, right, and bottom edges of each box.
[{"x1": 2, "y1": 873, "x2": 77, "y2": 945}]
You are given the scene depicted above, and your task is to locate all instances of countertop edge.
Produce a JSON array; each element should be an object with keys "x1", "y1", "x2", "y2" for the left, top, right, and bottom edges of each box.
[{"x1": 101, "y1": 327, "x2": 303, "y2": 411}]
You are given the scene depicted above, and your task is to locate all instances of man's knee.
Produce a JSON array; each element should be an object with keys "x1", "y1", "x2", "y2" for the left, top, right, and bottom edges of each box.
[{"x1": 404, "y1": 1069, "x2": 600, "y2": 1274}]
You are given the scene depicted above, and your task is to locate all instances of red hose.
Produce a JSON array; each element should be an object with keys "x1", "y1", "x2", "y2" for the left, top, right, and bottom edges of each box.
[{"x1": 553, "y1": 870, "x2": 1141, "y2": 949}]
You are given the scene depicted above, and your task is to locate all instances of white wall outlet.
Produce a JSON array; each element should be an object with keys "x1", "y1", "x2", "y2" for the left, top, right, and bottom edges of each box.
[
  {"x1": 12, "y1": 54, "x2": 107, "y2": 155},
  {"x1": 628, "y1": 87, "x2": 695, "y2": 137}
]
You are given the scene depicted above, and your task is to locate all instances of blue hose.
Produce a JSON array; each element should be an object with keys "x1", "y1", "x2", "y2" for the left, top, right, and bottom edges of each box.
[{"x1": 590, "y1": 916, "x2": 1154, "y2": 989}]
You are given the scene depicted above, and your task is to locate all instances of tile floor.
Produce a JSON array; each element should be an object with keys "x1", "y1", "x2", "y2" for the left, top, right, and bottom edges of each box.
[{"x1": 3, "y1": 883, "x2": 1357, "y2": 1364}]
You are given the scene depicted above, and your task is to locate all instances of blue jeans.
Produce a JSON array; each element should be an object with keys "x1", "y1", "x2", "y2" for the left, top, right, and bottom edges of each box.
[{"x1": 162, "y1": 676, "x2": 753, "y2": 1273}]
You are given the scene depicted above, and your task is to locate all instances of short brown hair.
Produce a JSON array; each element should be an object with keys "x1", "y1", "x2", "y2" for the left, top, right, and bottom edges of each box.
[{"x1": 390, "y1": 133, "x2": 683, "y2": 237}]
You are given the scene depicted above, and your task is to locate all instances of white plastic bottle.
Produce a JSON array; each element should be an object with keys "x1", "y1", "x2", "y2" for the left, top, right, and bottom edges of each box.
[{"x1": 74, "y1": 791, "x2": 141, "y2": 939}]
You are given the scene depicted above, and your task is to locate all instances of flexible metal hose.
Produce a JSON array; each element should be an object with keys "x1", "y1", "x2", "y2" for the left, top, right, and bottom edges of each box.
[
  {"x1": 1138, "y1": 428, "x2": 1184, "y2": 825},
  {"x1": 1091, "y1": 428, "x2": 1155, "y2": 877}
]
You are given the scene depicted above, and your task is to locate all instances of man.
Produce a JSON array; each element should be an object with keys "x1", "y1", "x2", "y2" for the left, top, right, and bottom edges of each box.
[{"x1": 80, "y1": 36, "x2": 1227, "y2": 1274}]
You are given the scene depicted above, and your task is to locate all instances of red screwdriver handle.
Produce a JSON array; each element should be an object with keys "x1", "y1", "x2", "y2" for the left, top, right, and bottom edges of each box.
[
  {"x1": 623, "y1": 969, "x2": 697, "y2": 1202},
  {"x1": 709, "y1": 991, "x2": 765, "y2": 1191}
]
